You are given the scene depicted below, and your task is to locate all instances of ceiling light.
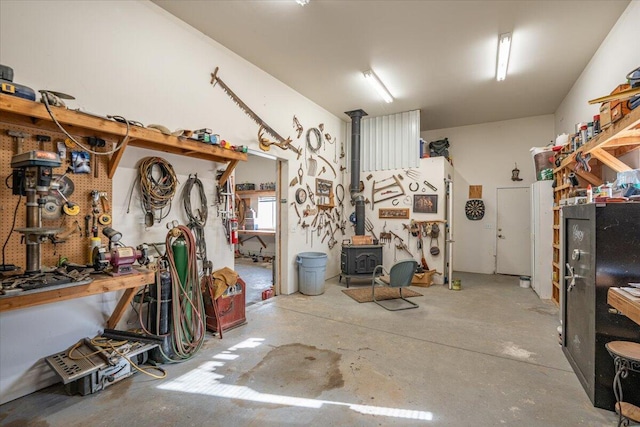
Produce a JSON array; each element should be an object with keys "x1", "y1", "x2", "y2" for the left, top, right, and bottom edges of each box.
[
  {"x1": 363, "y1": 70, "x2": 393, "y2": 103},
  {"x1": 296, "y1": 0, "x2": 310, "y2": 6},
  {"x1": 496, "y1": 32, "x2": 512, "y2": 82}
]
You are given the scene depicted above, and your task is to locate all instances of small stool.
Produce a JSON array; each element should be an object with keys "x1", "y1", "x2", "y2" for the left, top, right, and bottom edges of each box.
[{"x1": 605, "y1": 341, "x2": 640, "y2": 427}]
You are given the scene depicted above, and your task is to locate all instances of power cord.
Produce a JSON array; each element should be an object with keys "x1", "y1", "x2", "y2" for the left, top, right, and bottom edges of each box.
[
  {"x1": 40, "y1": 91, "x2": 130, "y2": 156},
  {"x1": 1, "y1": 175, "x2": 21, "y2": 272}
]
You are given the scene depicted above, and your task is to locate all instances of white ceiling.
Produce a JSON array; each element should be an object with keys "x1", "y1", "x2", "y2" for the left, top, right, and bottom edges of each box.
[{"x1": 153, "y1": 0, "x2": 629, "y2": 131}]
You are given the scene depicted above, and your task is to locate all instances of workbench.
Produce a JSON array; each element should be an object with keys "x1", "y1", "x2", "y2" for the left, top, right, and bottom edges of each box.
[
  {"x1": 608, "y1": 287, "x2": 640, "y2": 326},
  {"x1": 0, "y1": 269, "x2": 155, "y2": 328}
]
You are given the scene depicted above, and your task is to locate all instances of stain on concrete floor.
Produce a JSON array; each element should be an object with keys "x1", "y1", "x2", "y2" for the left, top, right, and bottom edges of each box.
[
  {"x1": 3, "y1": 418, "x2": 49, "y2": 427},
  {"x1": 237, "y1": 343, "x2": 344, "y2": 399}
]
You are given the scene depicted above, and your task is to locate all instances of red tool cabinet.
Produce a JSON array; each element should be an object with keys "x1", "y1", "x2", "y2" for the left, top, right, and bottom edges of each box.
[{"x1": 204, "y1": 277, "x2": 247, "y2": 334}]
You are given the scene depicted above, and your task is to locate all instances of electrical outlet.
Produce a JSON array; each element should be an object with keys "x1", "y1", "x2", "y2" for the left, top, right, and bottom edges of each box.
[{"x1": 484, "y1": 224, "x2": 493, "y2": 229}]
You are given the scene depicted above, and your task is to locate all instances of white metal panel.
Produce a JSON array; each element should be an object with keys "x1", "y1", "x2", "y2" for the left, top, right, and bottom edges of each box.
[{"x1": 347, "y1": 110, "x2": 420, "y2": 172}]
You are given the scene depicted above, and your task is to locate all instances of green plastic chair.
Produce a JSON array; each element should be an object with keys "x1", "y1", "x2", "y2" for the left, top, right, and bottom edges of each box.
[{"x1": 371, "y1": 260, "x2": 419, "y2": 311}]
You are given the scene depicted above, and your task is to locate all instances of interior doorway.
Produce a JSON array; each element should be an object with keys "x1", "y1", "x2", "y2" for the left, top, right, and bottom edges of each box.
[
  {"x1": 234, "y1": 152, "x2": 278, "y2": 305},
  {"x1": 495, "y1": 187, "x2": 531, "y2": 276}
]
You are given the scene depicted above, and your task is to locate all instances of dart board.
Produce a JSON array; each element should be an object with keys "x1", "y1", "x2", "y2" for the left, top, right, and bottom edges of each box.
[{"x1": 465, "y1": 199, "x2": 485, "y2": 220}]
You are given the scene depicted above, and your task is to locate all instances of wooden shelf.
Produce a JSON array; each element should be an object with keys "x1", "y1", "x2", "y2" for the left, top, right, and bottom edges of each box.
[
  {"x1": 238, "y1": 229, "x2": 275, "y2": 236},
  {"x1": 236, "y1": 190, "x2": 275, "y2": 196},
  {"x1": 0, "y1": 95, "x2": 247, "y2": 185},
  {"x1": 559, "y1": 107, "x2": 640, "y2": 172}
]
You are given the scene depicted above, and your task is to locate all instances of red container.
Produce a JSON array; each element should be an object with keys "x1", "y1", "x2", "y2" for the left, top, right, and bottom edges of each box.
[
  {"x1": 261, "y1": 288, "x2": 273, "y2": 300},
  {"x1": 204, "y1": 277, "x2": 247, "y2": 334}
]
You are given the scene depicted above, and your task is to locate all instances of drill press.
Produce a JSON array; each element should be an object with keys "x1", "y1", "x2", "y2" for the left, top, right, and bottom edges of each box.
[
  {"x1": 10, "y1": 150, "x2": 62, "y2": 274},
  {"x1": 1, "y1": 151, "x2": 92, "y2": 293}
]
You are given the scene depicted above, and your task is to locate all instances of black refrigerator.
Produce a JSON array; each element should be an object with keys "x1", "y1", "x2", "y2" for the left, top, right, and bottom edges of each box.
[{"x1": 562, "y1": 203, "x2": 640, "y2": 410}]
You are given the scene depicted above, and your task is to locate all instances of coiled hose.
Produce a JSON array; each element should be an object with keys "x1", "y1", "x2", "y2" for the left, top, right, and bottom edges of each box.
[
  {"x1": 181, "y1": 174, "x2": 208, "y2": 267},
  {"x1": 138, "y1": 157, "x2": 178, "y2": 223},
  {"x1": 166, "y1": 225, "x2": 205, "y2": 359}
]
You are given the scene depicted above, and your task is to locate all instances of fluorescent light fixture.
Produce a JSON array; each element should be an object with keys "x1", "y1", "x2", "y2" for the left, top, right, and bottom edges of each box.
[
  {"x1": 496, "y1": 32, "x2": 512, "y2": 81},
  {"x1": 363, "y1": 70, "x2": 394, "y2": 103},
  {"x1": 296, "y1": 0, "x2": 310, "y2": 6}
]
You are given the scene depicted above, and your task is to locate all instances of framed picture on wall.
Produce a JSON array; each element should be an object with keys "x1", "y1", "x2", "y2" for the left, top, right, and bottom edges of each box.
[{"x1": 413, "y1": 194, "x2": 438, "y2": 214}]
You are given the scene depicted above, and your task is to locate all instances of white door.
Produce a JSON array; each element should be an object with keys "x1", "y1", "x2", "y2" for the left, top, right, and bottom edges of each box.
[{"x1": 496, "y1": 187, "x2": 531, "y2": 276}]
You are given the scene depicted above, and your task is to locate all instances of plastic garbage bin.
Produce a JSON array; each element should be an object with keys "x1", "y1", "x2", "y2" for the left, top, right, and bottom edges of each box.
[{"x1": 296, "y1": 252, "x2": 328, "y2": 295}]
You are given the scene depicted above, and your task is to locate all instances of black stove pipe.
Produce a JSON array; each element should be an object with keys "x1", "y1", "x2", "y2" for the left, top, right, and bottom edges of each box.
[{"x1": 345, "y1": 109, "x2": 367, "y2": 236}]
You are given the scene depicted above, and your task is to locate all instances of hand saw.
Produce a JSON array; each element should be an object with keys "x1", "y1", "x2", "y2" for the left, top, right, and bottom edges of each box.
[{"x1": 211, "y1": 67, "x2": 297, "y2": 151}]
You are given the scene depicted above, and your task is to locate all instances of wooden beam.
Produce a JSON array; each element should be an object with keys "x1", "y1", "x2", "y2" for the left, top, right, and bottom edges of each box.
[
  {"x1": 591, "y1": 148, "x2": 632, "y2": 172},
  {"x1": 108, "y1": 137, "x2": 135, "y2": 179},
  {"x1": 219, "y1": 159, "x2": 239, "y2": 186},
  {"x1": 107, "y1": 287, "x2": 140, "y2": 329},
  {"x1": 573, "y1": 169, "x2": 603, "y2": 186}
]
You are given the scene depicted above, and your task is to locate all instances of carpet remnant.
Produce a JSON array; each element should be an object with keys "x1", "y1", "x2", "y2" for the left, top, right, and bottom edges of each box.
[{"x1": 342, "y1": 287, "x2": 422, "y2": 303}]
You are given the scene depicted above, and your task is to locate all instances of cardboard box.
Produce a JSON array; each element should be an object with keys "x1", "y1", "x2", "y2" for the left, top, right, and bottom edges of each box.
[
  {"x1": 600, "y1": 102, "x2": 612, "y2": 129},
  {"x1": 411, "y1": 270, "x2": 438, "y2": 287},
  {"x1": 610, "y1": 83, "x2": 631, "y2": 123},
  {"x1": 351, "y1": 235, "x2": 373, "y2": 245}
]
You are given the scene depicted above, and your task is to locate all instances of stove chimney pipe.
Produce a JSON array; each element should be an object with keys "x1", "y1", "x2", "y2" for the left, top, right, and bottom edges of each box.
[{"x1": 345, "y1": 109, "x2": 367, "y2": 236}]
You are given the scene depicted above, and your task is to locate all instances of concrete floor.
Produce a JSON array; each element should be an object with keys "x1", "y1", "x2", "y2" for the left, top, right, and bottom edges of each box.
[
  {"x1": 0, "y1": 272, "x2": 619, "y2": 426},
  {"x1": 234, "y1": 258, "x2": 274, "y2": 306}
]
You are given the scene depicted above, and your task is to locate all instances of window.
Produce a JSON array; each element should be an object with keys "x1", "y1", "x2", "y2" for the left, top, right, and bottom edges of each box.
[{"x1": 256, "y1": 196, "x2": 276, "y2": 230}]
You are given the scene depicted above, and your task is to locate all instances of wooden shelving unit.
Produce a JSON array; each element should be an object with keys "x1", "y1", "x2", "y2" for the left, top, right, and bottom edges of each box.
[
  {"x1": 0, "y1": 95, "x2": 247, "y2": 185},
  {"x1": 552, "y1": 107, "x2": 640, "y2": 304}
]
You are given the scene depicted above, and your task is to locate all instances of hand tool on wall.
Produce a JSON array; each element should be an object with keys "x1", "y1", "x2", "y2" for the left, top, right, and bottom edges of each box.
[
  {"x1": 379, "y1": 222, "x2": 392, "y2": 246},
  {"x1": 84, "y1": 215, "x2": 91, "y2": 237},
  {"x1": 292, "y1": 115, "x2": 303, "y2": 139},
  {"x1": 405, "y1": 169, "x2": 421, "y2": 180},
  {"x1": 364, "y1": 218, "x2": 378, "y2": 241},
  {"x1": 317, "y1": 155, "x2": 337, "y2": 178},
  {"x1": 371, "y1": 175, "x2": 405, "y2": 210},
  {"x1": 289, "y1": 176, "x2": 298, "y2": 187},
  {"x1": 390, "y1": 231, "x2": 414, "y2": 258},
  {"x1": 306, "y1": 184, "x2": 315, "y2": 205},
  {"x1": 98, "y1": 193, "x2": 112, "y2": 225},
  {"x1": 298, "y1": 163, "x2": 304, "y2": 185},
  {"x1": 423, "y1": 180, "x2": 438, "y2": 192},
  {"x1": 36, "y1": 135, "x2": 51, "y2": 150},
  {"x1": 7, "y1": 130, "x2": 30, "y2": 154}
]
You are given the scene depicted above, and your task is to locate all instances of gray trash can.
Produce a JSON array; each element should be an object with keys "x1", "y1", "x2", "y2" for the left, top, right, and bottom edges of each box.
[{"x1": 296, "y1": 252, "x2": 328, "y2": 295}]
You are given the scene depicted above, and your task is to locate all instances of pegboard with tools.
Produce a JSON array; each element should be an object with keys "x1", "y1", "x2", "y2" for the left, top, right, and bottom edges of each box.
[{"x1": 1, "y1": 122, "x2": 114, "y2": 269}]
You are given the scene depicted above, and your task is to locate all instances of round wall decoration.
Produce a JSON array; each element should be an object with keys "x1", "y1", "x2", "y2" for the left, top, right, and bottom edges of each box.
[{"x1": 465, "y1": 199, "x2": 485, "y2": 220}]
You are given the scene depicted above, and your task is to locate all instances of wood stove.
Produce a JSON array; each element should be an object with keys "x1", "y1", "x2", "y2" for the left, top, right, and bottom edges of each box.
[{"x1": 339, "y1": 244, "x2": 383, "y2": 287}]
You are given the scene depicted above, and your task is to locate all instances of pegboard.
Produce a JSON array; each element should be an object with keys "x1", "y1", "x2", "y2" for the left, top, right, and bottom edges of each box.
[{"x1": 1, "y1": 121, "x2": 114, "y2": 269}]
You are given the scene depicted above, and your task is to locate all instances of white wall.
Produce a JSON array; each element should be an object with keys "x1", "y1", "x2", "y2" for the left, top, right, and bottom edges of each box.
[
  {"x1": 351, "y1": 157, "x2": 451, "y2": 283},
  {"x1": 0, "y1": 0, "x2": 344, "y2": 404},
  {"x1": 554, "y1": 1, "x2": 640, "y2": 173},
  {"x1": 422, "y1": 115, "x2": 555, "y2": 274}
]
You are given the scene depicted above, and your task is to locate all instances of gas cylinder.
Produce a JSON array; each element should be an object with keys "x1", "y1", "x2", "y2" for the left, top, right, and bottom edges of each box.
[{"x1": 172, "y1": 236, "x2": 188, "y2": 287}]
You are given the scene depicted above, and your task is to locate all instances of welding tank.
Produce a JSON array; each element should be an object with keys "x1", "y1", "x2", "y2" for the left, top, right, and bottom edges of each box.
[
  {"x1": 172, "y1": 236, "x2": 188, "y2": 287},
  {"x1": 149, "y1": 270, "x2": 172, "y2": 335}
]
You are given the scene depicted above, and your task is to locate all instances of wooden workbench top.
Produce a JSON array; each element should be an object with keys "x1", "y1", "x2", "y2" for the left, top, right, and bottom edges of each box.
[
  {"x1": 0, "y1": 269, "x2": 155, "y2": 312},
  {"x1": 608, "y1": 287, "x2": 640, "y2": 327}
]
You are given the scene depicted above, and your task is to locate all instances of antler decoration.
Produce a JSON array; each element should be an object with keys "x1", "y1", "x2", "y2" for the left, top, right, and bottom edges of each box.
[{"x1": 258, "y1": 126, "x2": 302, "y2": 158}]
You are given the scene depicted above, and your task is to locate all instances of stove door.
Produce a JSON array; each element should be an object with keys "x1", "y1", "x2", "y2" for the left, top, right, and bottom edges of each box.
[{"x1": 563, "y1": 217, "x2": 595, "y2": 400}]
